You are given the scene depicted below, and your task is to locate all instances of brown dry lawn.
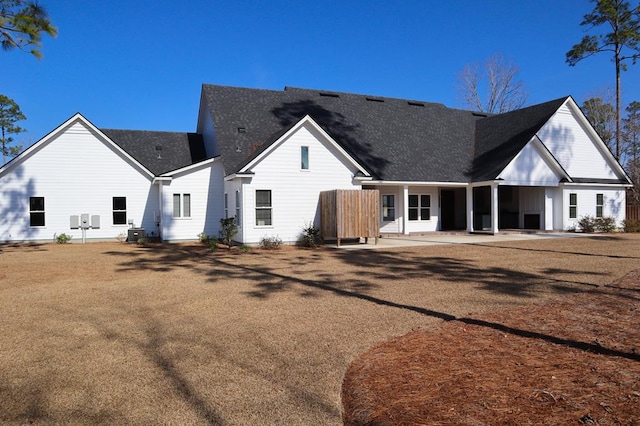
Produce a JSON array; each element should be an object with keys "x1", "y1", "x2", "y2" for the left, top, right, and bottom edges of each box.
[{"x1": 0, "y1": 234, "x2": 639, "y2": 425}]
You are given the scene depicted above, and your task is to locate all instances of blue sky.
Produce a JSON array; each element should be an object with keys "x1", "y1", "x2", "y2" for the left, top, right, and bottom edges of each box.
[{"x1": 3, "y1": 0, "x2": 640, "y2": 146}]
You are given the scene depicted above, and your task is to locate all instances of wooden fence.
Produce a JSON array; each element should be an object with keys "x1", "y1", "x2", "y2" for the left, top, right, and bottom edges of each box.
[
  {"x1": 320, "y1": 189, "x2": 380, "y2": 246},
  {"x1": 627, "y1": 205, "x2": 640, "y2": 222}
]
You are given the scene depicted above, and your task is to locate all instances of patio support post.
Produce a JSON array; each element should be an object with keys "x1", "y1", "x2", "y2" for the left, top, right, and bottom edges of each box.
[
  {"x1": 466, "y1": 185, "x2": 474, "y2": 233},
  {"x1": 403, "y1": 185, "x2": 410, "y2": 235},
  {"x1": 491, "y1": 183, "x2": 499, "y2": 234}
]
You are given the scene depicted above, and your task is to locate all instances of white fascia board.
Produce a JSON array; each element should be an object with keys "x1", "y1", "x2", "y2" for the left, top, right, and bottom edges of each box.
[
  {"x1": 560, "y1": 182, "x2": 633, "y2": 188},
  {"x1": 367, "y1": 180, "x2": 469, "y2": 187},
  {"x1": 160, "y1": 156, "x2": 217, "y2": 177},
  {"x1": 224, "y1": 172, "x2": 254, "y2": 181},
  {"x1": 238, "y1": 115, "x2": 371, "y2": 177},
  {"x1": 563, "y1": 97, "x2": 632, "y2": 184}
]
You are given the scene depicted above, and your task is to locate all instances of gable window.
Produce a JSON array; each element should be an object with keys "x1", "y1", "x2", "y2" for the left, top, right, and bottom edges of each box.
[
  {"x1": 382, "y1": 195, "x2": 395, "y2": 221},
  {"x1": 29, "y1": 197, "x2": 45, "y2": 227},
  {"x1": 596, "y1": 193, "x2": 604, "y2": 218},
  {"x1": 112, "y1": 197, "x2": 127, "y2": 225},
  {"x1": 569, "y1": 193, "x2": 577, "y2": 219},
  {"x1": 173, "y1": 193, "x2": 191, "y2": 218},
  {"x1": 255, "y1": 190, "x2": 272, "y2": 226},
  {"x1": 408, "y1": 194, "x2": 431, "y2": 221},
  {"x1": 301, "y1": 146, "x2": 309, "y2": 170}
]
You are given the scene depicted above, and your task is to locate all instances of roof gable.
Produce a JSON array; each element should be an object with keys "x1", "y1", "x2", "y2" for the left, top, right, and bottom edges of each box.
[
  {"x1": 470, "y1": 97, "x2": 569, "y2": 182},
  {"x1": 0, "y1": 113, "x2": 155, "y2": 179},
  {"x1": 498, "y1": 137, "x2": 569, "y2": 186},
  {"x1": 236, "y1": 115, "x2": 370, "y2": 176}
]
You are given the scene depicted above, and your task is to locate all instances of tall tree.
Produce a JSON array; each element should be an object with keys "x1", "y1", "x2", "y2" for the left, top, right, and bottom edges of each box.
[
  {"x1": 457, "y1": 54, "x2": 528, "y2": 114},
  {"x1": 582, "y1": 97, "x2": 617, "y2": 151},
  {"x1": 0, "y1": 0, "x2": 57, "y2": 59},
  {"x1": 624, "y1": 101, "x2": 640, "y2": 203},
  {"x1": 566, "y1": 0, "x2": 640, "y2": 161},
  {"x1": 0, "y1": 94, "x2": 26, "y2": 165}
]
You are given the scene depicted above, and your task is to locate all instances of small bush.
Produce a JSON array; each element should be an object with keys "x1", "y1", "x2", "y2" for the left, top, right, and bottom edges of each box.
[
  {"x1": 209, "y1": 237, "x2": 219, "y2": 252},
  {"x1": 595, "y1": 216, "x2": 617, "y2": 233},
  {"x1": 259, "y1": 235, "x2": 282, "y2": 250},
  {"x1": 219, "y1": 218, "x2": 238, "y2": 250},
  {"x1": 622, "y1": 218, "x2": 640, "y2": 232},
  {"x1": 55, "y1": 233, "x2": 72, "y2": 244},
  {"x1": 239, "y1": 244, "x2": 250, "y2": 253},
  {"x1": 137, "y1": 237, "x2": 148, "y2": 245},
  {"x1": 298, "y1": 224, "x2": 322, "y2": 248},
  {"x1": 197, "y1": 232, "x2": 210, "y2": 244},
  {"x1": 577, "y1": 215, "x2": 596, "y2": 233}
]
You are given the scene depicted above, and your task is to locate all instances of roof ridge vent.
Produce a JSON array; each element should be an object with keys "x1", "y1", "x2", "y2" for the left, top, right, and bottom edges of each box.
[{"x1": 365, "y1": 97, "x2": 384, "y2": 103}]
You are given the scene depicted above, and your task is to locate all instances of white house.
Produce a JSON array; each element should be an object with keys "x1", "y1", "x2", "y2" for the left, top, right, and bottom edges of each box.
[{"x1": 0, "y1": 85, "x2": 632, "y2": 243}]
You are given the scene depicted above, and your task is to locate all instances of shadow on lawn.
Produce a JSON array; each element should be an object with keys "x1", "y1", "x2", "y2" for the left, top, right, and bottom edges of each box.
[{"x1": 206, "y1": 251, "x2": 640, "y2": 361}]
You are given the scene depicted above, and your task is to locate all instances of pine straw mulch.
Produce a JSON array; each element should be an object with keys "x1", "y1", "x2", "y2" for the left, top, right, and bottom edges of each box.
[{"x1": 342, "y1": 269, "x2": 640, "y2": 426}]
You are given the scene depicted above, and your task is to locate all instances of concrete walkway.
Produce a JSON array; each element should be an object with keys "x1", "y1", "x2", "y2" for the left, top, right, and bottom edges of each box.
[{"x1": 336, "y1": 232, "x2": 597, "y2": 250}]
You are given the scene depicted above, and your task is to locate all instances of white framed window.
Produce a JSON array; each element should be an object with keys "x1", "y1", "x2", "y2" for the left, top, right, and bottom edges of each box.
[
  {"x1": 173, "y1": 193, "x2": 191, "y2": 218},
  {"x1": 29, "y1": 197, "x2": 45, "y2": 227},
  {"x1": 569, "y1": 193, "x2": 577, "y2": 219},
  {"x1": 112, "y1": 196, "x2": 127, "y2": 225},
  {"x1": 255, "y1": 190, "x2": 272, "y2": 226},
  {"x1": 301, "y1": 146, "x2": 309, "y2": 170},
  {"x1": 408, "y1": 194, "x2": 431, "y2": 221},
  {"x1": 596, "y1": 193, "x2": 604, "y2": 218},
  {"x1": 235, "y1": 190, "x2": 241, "y2": 225},
  {"x1": 382, "y1": 194, "x2": 395, "y2": 221}
]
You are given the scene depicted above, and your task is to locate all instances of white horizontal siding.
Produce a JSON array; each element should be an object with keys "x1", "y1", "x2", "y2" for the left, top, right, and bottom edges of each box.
[
  {"x1": 241, "y1": 123, "x2": 361, "y2": 244},
  {"x1": 498, "y1": 141, "x2": 561, "y2": 186},
  {"x1": 161, "y1": 161, "x2": 225, "y2": 241},
  {"x1": 0, "y1": 121, "x2": 156, "y2": 242},
  {"x1": 562, "y1": 187, "x2": 626, "y2": 229},
  {"x1": 538, "y1": 105, "x2": 618, "y2": 180}
]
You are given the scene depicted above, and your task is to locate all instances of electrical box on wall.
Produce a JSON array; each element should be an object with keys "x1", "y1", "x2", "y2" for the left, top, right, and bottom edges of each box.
[
  {"x1": 70, "y1": 215, "x2": 79, "y2": 229},
  {"x1": 91, "y1": 215, "x2": 100, "y2": 229},
  {"x1": 81, "y1": 214, "x2": 90, "y2": 229}
]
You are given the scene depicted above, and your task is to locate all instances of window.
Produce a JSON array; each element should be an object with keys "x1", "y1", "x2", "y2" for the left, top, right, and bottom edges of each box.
[
  {"x1": 112, "y1": 197, "x2": 127, "y2": 225},
  {"x1": 255, "y1": 190, "x2": 272, "y2": 226},
  {"x1": 235, "y1": 190, "x2": 241, "y2": 225},
  {"x1": 408, "y1": 194, "x2": 431, "y2": 221},
  {"x1": 173, "y1": 193, "x2": 191, "y2": 218},
  {"x1": 596, "y1": 193, "x2": 604, "y2": 218},
  {"x1": 301, "y1": 146, "x2": 309, "y2": 170},
  {"x1": 29, "y1": 197, "x2": 45, "y2": 227},
  {"x1": 569, "y1": 193, "x2": 577, "y2": 219},
  {"x1": 224, "y1": 193, "x2": 228, "y2": 218},
  {"x1": 382, "y1": 195, "x2": 395, "y2": 221}
]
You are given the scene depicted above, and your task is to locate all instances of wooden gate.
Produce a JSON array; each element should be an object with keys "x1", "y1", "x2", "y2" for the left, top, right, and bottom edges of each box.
[{"x1": 320, "y1": 189, "x2": 380, "y2": 246}]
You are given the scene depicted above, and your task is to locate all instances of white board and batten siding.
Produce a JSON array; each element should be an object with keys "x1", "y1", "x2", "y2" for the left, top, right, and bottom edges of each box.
[
  {"x1": 160, "y1": 161, "x2": 225, "y2": 241},
  {"x1": 239, "y1": 122, "x2": 362, "y2": 244},
  {"x1": 0, "y1": 119, "x2": 156, "y2": 242}
]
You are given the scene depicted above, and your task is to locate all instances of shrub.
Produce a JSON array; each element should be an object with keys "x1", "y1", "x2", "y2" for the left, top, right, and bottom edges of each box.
[
  {"x1": 239, "y1": 244, "x2": 250, "y2": 253},
  {"x1": 197, "y1": 232, "x2": 210, "y2": 244},
  {"x1": 219, "y1": 218, "x2": 238, "y2": 250},
  {"x1": 55, "y1": 233, "x2": 72, "y2": 244},
  {"x1": 259, "y1": 235, "x2": 282, "y2": 250},
  {"x1": 298, "y1": 223, "x2": 322, "y2": 248},
  {"x1": 595, "y1": 216, "x2": 617, "y2": 233},
  {"x1": 209, "y1": 237, "x2": 219, "y2": 252},
  {"x1": 137, "y1": 237, "x2": 148, "y2": 245},
  {"x1": 577, "y1": 215, "x2": 596, "y2": 233},
  {"x1": 622, "y1": 218, "x2": 640, "y2": 232}
]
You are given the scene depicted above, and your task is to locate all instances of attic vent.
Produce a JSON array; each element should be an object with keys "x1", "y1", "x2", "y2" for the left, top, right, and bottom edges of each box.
[
  {"x1": 237, "y1": 127, "x2": 247, "y2": 133},
  {"x1": 365, "y1": 97, "x2": 384, "y2": 103},
  {"x1": 155, "y1": 145, "x2": 162, "y2": 159},
  {"x1": 155, "y1": 145, "x2": 162, "y2": 151},
  {"x1": 319, "y1": 92, "x2": 339, "y2": 98},
  {"x1": 407, "y1": 101, "x2": 425, "y2": 107},
  {"x1": 472, "y1": 112, "x2": 488, "y2": 117}
]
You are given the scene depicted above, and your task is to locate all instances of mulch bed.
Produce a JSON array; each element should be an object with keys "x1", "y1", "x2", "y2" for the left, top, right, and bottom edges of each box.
[{"x1": 342, "y1": 270, "x2": 640, "y2": 425}]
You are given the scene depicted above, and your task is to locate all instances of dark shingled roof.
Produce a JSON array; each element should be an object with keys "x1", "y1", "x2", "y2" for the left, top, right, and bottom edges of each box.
[
  {"x1": 470, "y1": 97, "x2": 569, "y2": 181},
  {"x1": 201, "y1": 85, "x2": 487, "y2": 182},
  {"x1": 101, "y1": 129, "x2": 206, "y2": 176}
]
